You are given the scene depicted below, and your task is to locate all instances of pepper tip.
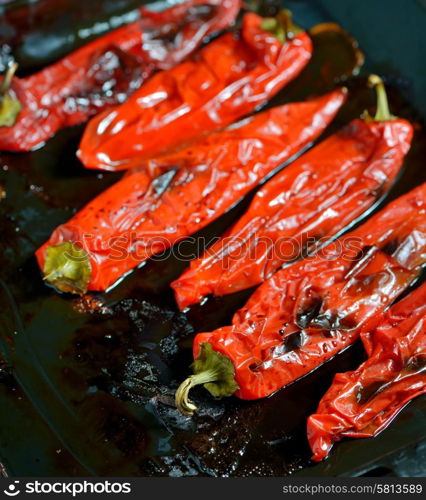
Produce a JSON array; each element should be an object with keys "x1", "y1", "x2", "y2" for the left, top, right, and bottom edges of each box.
[
  {"x1": 364, "y1": 73, "x2": 395, "y2": 122},
  {"x1": 175, "y1": 376, "x2": 199, "y2": 416},
  {"x1": 367, "y1": 74, "x2": 383, "y2": 88}
]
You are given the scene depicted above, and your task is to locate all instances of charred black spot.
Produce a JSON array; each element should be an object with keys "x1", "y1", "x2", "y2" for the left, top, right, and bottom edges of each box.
[
  {"x1": 309, "y1": 309, "x2": 357, "y2": 332},
  {"x1": 249, "y1": 362, "x2": 262, "y2": 372},
  {"x1": 356, "y1": 381, "x2": 387, "y2": 404},
  {"x1": 296, "y1": 295, "x2": 323, "y2": 329},
  {"x1": 283, "y1": 330, "x2": 306, "y2": 352},
  {"x1": 381, "y1": 238, "x2": 399, "y2": 256},
  {"x1": 152, "y1": 169, "x2": 178, "y2": 197},
  {"x1": 70, "y1": 46, "x2": 144, "y2": 105},
  {"x1": 404, "y1": 355, "x2": 426, "y2": 372},
  {"x1": 268, "y1": 331, "x2": 308, "y2": 360},
  {"x1": 311, "y1": 312, "x2": 334, "y2": 330}
]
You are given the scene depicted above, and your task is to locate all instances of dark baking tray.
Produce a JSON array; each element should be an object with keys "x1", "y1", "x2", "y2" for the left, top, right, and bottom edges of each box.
[{"x1": 0, "y1": 0, "x2": 425, "y2": 477}]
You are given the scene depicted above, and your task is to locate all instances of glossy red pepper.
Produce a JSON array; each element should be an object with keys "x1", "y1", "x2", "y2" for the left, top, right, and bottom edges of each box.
[
  {"x1": 175, "y1": 182, "x2": 426, "y2": 414},
  {"x1": 77, "y1": 10, "x2": 313, "y2": 171},
  {"x1": 308, "y1": 281, "x2": 426, "y2": 462},
  {"x1": 0, "y1": 0, "x2": 240, "y2": 151},
  {"x1": 35, "y1": 88, "x2": 346, "y2": 294},
  {"x1": 172, "y1": 76, "x2": 413, "y2": 310}
]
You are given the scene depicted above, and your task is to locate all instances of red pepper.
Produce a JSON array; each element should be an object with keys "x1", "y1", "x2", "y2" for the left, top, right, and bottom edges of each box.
[
  {"x1": 172, "y1": 76, "x2": 413, "y2": 310},
  {"x1": 0, "y1": 0, "x2": 240, "y2": 151},
  {"x1": 77, "y1": 10, "x2": 313, "y2": 171},
  {"x1": 308, "y1": 280, "x2": 426, "y2": 462},
  {"x1": 175, "y1": 182, "x2": 426, "y2": 414},
  {"x1": 35, "y1": 88, "x2": 346, "y2": 294}
]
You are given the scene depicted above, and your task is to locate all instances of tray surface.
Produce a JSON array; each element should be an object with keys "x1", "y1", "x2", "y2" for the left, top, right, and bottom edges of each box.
[{"x1": 0, "y1": 0, "x2": 425, "y2": 477}]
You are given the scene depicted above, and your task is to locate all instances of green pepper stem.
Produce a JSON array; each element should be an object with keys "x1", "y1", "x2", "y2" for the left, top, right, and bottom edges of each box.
[
  {"x1": 0, "y1": 62, "x2": 22, "y2": 127},
  {"x1": 175, "y1": 370, "x2": 219, "y2": 415},
  {"x1": 0, "y1": 62, "x2": 18, "y2": 97},
  {"x1": 367, "y1": 74, "x2": 395, "y2": 122},
  {"x1": 260, "y1": 9, "x2": 302, "y2": 43},
  {"x1": 175, "y1": 343, "x2": 239, "y2": 416},
  {"x1": 43, "y1": 242, "x2": 91, "y2": 294}
]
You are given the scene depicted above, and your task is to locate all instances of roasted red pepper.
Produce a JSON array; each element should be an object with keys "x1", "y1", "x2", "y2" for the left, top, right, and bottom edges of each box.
[
  {"x1": 0, "y1": 0, "x2": 240, "y2": 151},
  {"x1": 308, "y1": 280, "x2": 426, "y2": 462},
  {"x1": 172, "y1": 76, "x2": 413, "y2": 310},
  {"x1": 77, "y1": 10, "x2": 313, "y2": 171},
  {"x1": 35, "y1": 88, "x2": 346, "y2": 294},
  {"x1": 175, "y1": 182, "x2": 426, "y2": 414}
]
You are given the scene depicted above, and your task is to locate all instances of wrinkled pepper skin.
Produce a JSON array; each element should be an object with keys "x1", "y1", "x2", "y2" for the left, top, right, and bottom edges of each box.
[
  {"x1": 0, "y1": 0, "x2": 240, "y2": 151},
  {"x1": 193, "y1": 183, "x2": 426, "y2": 400},
  {"x1": 36, "y1": 89, "x2": 346, "y2": 293},
  {"x1": 308, "y1": 281, "x2": 426, "y2": 462},
  {"x1": 172, "y1": 117, "x2": 413, "y2": 310},
  {"x1": 77, "y1": 12, "x2": 313, "y2": 171}
]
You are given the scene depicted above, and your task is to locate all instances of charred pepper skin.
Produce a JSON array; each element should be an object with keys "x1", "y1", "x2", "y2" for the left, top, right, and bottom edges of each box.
[
  {"x1": 36, "y1": 89, "x2": 346, "y2": 294},
  {"x1": 308, "y1": 281, "x2": 426, "y2": 462},
  {"x1": 172, "y1": 117, "x2": 413, "y2": 310},
  {"x1": 0, "y1": 0, "x2": 241, "y2": 152},
  {"x1": 178, "y1": 182, "x2": 426, "y2": 409},
  {"x1": 77, "y1": 11, "x2": 313, "y2": 171}
]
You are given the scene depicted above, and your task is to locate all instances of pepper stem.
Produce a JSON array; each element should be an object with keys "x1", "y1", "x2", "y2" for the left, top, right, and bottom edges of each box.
[
  {"x1": 260, "y1": 9, "x2": 302, "y2": 43},
  {"x1": 365, "y1": 74, "x2": 395, "y2": 122},
  {"x1": 175, "y1": 343, "x2": 239, "y2": 416},
  {"x1": 0, "y1": 62, "x2": 18, "y2": 96},
  {"x1": 43, "y1": 242, "x2": 91, "y2": 294},
  {"x1": 175, "y1": 370, "x2": 218, "y2": 415},
  {"x1": 0, "y1": 62, "x2": 21, "y2": 127}
]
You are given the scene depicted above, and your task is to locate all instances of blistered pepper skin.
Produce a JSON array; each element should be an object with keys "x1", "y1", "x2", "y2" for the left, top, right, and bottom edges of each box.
[
  {"x1": 0, "y1": 0, "x2": 240, "y2": 152},
  {"x1": 77, "y1": 12, "x2": 313, "y2": 171},
  {"x1": 172, "y1": 118, "x2": 413, "y2": 309},
  {"x1": 193, "y1": 183, "x2": 426, "y2": 400},
  {"x1": 308, "y1": 281, "x2": 426, "y2": 462},
  {"x1": 36, "y1": 89, "x2": 346, "y2": 292}
]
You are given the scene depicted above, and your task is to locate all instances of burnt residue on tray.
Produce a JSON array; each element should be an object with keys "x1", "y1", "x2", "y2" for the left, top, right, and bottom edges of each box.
[{"x1": 1, "y1": 3, "x2": 426, "y2": 477}]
